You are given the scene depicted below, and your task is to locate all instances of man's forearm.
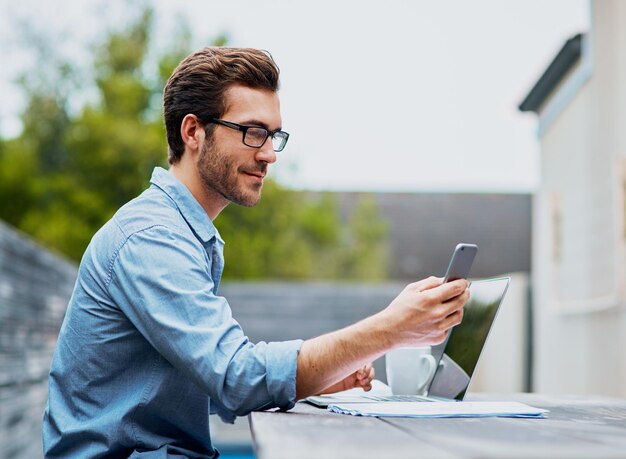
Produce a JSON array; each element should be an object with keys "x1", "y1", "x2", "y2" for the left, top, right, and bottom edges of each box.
[
  {"x1": 294, "y1": 277, "x2": 469, "y2": 400},
  {"x1": 295, "y1": 311, "x2": 393, "y2": 399}
]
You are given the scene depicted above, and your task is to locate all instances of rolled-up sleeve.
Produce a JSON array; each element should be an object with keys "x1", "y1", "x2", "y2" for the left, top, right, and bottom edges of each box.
[{"x1": 106, "y1": 224, "x2": 302, "y2": 417}]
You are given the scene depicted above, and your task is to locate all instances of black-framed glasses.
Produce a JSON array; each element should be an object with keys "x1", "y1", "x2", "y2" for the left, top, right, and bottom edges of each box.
[{"x1": 206, "y1": 118, "x2": 290, "y2": 152}]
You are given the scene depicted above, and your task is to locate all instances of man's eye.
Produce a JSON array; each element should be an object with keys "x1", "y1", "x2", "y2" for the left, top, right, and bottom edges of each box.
[{"x1": 247, "y1": 129, "x2": 266, "y2": 141}]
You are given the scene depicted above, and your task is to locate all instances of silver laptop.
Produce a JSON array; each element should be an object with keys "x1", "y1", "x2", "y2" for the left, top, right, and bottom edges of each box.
[{"x1": 305, "y1": 277, "x2": 511, "y2": 407}]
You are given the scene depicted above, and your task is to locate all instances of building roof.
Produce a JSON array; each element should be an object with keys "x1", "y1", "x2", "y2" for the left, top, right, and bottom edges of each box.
[
  {"x1": 328, "y1": 192, "x2": 531, "y2": 280},
  {"x1": 519, "y1": 33, "x2": 583, "y2": 113}
]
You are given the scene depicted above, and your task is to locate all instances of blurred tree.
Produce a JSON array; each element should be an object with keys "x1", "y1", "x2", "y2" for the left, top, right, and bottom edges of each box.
[
  {"x1": 337, "y1": 194, "x2": 389, "y2": 279},
  {"x1": 217, "y1": 188, "x2": 389, "y2": 280},
  {"x1": 0, "y1": 7, "x2": 180, "y2": 259},
  {"x1": 217, "y1": 184, "x2": 340, "y2": 279},
  {"x1": 0, "y1": 4, "x2": 389, "y2": 279}
]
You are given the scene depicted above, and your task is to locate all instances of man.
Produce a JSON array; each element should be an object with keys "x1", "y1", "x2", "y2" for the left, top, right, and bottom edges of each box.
[{"x1": 43, "y1": 48, "x2": 468, "y2": 458}]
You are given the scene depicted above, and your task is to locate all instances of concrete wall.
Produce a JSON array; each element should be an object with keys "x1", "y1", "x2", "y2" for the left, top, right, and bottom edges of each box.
[
  {"x1": 0, "y1": 221, "x2": 76, "y2": 459},
  {"x1": 221, "y1": 281, "x2": 404, "y2": 384},
  {"x1": 532, "y1": 0, "x2": 626, "y2": 397}
]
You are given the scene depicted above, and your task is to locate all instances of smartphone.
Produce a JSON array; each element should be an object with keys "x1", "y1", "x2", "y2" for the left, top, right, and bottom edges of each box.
[
  {"x1": 442, "y1": 243, "x2": 478, "y2": 283},
  {"x1": 430, "y1": 243, "x2": 479, "y2": 373}
]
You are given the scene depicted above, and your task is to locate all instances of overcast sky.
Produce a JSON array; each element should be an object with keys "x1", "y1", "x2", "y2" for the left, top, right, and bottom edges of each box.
[{"x1": 0, "y1": 0, "x2": 589, "y2": 193}]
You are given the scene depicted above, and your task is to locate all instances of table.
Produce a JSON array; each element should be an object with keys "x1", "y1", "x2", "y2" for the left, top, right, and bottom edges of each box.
[{"x1": 249, "y1": 393, "x2": 626, "y2": 458}]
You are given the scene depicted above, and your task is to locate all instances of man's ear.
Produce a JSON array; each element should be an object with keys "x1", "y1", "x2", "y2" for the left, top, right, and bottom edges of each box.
[{"x1": 180, "y1": 114, "x2": 205, "y2": 157}]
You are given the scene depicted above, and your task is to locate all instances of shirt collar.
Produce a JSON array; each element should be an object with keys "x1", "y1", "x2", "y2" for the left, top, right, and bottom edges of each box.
[{"x1": 150, "y1": 167, "x2": 224, "y2": 244}]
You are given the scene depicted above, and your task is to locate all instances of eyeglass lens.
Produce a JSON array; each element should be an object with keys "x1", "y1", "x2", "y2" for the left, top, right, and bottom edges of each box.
[{"x1": 244, "y1": 128, "x2": 288, "y2": 152}]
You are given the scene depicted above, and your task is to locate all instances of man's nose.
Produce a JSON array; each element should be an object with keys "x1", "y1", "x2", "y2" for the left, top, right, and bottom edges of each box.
[{"x1": 255, "y1": 137, "x2": 277, "y2": 164}]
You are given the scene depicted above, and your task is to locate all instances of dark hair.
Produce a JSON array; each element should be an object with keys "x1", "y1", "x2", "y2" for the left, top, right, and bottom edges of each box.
[{"x1": 163, "y1": 47, "x2": 280, "y2": 164}]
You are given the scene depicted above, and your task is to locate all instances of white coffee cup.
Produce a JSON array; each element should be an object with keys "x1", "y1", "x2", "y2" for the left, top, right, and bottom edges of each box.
[{"x1": 385, "y1": 347, "x2": 437, "y2": 396}]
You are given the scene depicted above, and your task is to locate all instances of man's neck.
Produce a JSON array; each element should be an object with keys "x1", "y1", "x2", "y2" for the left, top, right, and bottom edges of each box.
[{"x1": 169, "y1": 162, "x2": 229, "y2": 221}]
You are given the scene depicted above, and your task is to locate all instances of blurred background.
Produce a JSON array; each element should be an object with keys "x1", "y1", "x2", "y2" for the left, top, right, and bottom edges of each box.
[{"x1": 2, "y1": 0, "x2": 625, "y2": 458}]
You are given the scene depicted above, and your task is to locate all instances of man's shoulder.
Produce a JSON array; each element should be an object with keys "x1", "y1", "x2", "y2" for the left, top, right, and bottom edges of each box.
[
  {"x1": 113, "y1": 186, "x2": 187, "y2": 237},
  {"x1": 89, "y1": 186, "x2": 196, "y2": 266},
  {"x1": 80, "y1": 186, "x2": 206, "y2": 290}
]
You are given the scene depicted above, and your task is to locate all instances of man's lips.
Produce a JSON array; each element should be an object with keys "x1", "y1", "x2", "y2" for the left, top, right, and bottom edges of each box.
[
  {"x1": 241, "y1": 168, "x2": 266, "y2": 179},
  {"x1": 242, "y1": 170, "x2": 266, "y2": 180}
]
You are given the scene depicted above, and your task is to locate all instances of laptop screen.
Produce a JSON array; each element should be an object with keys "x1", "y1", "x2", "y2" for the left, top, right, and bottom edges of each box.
[{"x1": 427, "y1": 277, "x2": 510, "y2": 400}]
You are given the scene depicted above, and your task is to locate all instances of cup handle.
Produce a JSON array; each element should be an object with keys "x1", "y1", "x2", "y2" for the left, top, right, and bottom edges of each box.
[{"x1": 416, "y1": 354, "x2": 437, "y2": 395}]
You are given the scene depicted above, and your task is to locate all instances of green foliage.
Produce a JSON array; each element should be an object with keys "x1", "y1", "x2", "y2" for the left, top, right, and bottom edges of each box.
[
  {"x1": 0, "y1": 7, "x2": 176, "y2": 258},
  {"x1": 218, "y1": 184, "x2": 341, "y2": 279},
  {"x1": 218, "y1": 189, "x2": 389, "y2": 280},
  {"x1": 337, "y1": 195, "x2": 390, "y2": 279},
  {"x1": 0, "y1": 140, "x2": 38, "y2": 230},
  {"x1": 0, "y1": 5, "x2": 390, "y2": 279}
]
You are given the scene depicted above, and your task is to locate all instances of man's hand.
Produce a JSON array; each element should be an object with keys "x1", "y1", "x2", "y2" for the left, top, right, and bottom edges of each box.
[
  {"x1": 318, "y1": 364, "x2": 375, "y2": 395},
  {"x1": 381, "y1": 277, "x2": 469, "y2": 347}
]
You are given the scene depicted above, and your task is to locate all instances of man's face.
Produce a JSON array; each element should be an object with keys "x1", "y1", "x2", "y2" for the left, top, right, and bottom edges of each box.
[{"x1": 198, "y1": 84, "x2": 281, "y2": 207}]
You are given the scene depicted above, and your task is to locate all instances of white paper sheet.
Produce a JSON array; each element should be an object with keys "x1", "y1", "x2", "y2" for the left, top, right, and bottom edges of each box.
[{"x1": 327, "y1": 401, "x2": 548, "y2": 418}]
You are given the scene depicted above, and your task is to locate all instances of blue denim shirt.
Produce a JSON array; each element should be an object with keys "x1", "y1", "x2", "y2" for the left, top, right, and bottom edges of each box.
[{"x1": 43, "y1": 167, "x2": 302, "y2": 458}]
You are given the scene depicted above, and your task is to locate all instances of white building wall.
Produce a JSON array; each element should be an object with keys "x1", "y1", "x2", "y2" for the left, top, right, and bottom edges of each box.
[{"x1": 532, "y1": 0, "x2": 626, "y2": 397}]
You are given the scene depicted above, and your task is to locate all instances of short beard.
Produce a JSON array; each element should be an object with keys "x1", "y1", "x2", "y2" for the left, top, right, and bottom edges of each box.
[{"x1": 197, "y1": 139, "x2": 263, "y2": 207}]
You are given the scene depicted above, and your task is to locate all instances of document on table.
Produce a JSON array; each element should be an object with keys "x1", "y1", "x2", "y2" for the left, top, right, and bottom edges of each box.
[{"x1": 327, "y1": 401, "x2": 548, "y2": 418}]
